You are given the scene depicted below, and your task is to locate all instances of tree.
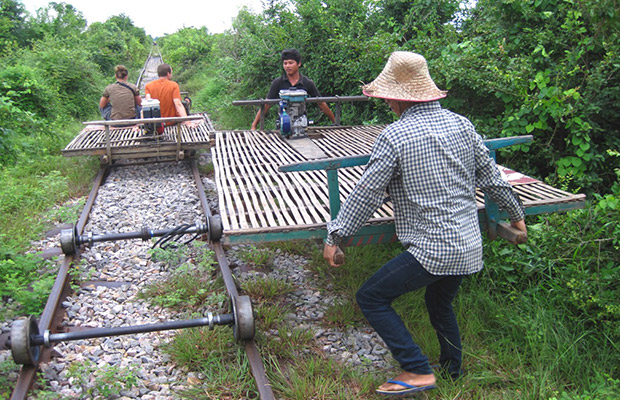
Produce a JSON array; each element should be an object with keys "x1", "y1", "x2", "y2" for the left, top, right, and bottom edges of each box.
[
  {"x1": 85, "y1": 14, "x2": 150, "y2": 75},
  {"x1": 437, "y1": 0, "x2": 620, "y2": 192},
  {"x1": 0, "y1": 0, "x2": 30, "y2": 53},
  {"x1": 158, "y1": 27, "x2": 212, "y2": 69},
  {"x1": 30, "y1": 2, "x2": 86, "y2": 40}
]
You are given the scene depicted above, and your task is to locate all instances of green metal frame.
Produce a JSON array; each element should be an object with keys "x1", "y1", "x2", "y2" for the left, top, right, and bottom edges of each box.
[{"x1": 225, "y1": 135, "x2": 584, "y2": 245}]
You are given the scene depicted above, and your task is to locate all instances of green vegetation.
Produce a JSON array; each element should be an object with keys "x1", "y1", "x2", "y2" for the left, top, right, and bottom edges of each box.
[
  {"x1": 140, "y1": 243, "x2": 226, "y2": 310},
  {"x1": 162, "y1": 0, "x2": 619, "y2": 197},
  {"x1": 156, "y1": 231, "x2": 618, "y2": 398},
  {"x1": 239, "y1": 268, "x2": 296, "y2": 332},
  {"x1": 306, "y1": 229, "x2": 620, "y2": 399},
  {"x1": 0, "y1": 0, "x2": 150, "y2": 319},
  {"x1": 0, "y1": 360, "x2": 19, "y2": 399},
  {"x1": 237, "y1": 245, "x2": 275, "y2": 269},
  {"x1": 1, "y1": 0, "x2": 618, "y2": 398},
  {"x1": 66, "y1": 359, "x2": 138, "y2": 398},
  {"x1": 241, "y1": 274, "x2": 294, "y2": 301},
  {"x1": 164, "y1": 328, "x2": 258, "y2": 398}
]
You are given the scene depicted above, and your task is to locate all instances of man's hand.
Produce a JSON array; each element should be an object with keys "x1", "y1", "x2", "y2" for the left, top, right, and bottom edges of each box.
[
  {"x1": 251, "y1": 105, "x2": 271, "y2": 130},
  {"x1": 511, "y1": 219, "x2": 527, "y2": 234},
  {"x1": 323, "y1": 244, "x2": 345, "y2": 267},
  {"x1": 182, "y1": 120, "x2": 199, "y2": 128}
]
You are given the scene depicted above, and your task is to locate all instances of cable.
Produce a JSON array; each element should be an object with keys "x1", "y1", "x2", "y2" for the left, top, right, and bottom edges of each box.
[{"x1": 152, "y1": 224, "x2": 201, "y2": 250}]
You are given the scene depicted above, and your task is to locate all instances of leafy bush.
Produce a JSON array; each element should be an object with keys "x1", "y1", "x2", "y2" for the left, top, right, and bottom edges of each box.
[
  {"x1": 158, "y1": 27, "x2": 212, "y2": 69},
  {"x1": 0, "y1": 64, "x2": 59, "y2": 120},
  {"x1": 0, "y1": 95, "x2": 43, "y2": 165},
  {"x1": 21, "y1": 36, "x2": 104, "y2": 119},
  {"x1": 483, "y1": 193, "x2": 620, "y2": 340},
  {"x1": 0, "y1": 251, "x2": 55, "y2": 318},
  {"x1": 0, "y1": 168, "x2": 67, "y2": 220},
  {"x1": 436, "y1": 0, "x2": 620, "y2": 193},
  {"x1": 85, "y1": 14, "x2": 150, "y2": 75},
  {"x1": 0, "y1": 0, "x2": 33, "y2": 54}
]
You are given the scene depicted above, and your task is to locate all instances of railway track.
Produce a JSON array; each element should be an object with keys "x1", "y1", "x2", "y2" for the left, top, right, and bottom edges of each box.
[
  {"x1": 6, "y1": 159, "x2": 275, "y2": 399},
  {"x1": 137, "y1": 44, "x2": 163, "y2": 93},
  {"x1": 3, "y1": 45, "x2": 275, "y2": 399}
]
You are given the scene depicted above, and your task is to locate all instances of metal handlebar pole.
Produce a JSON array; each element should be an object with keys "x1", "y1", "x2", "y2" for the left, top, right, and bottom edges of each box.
[{"x1": 279, "y1": 136, "x2": 534, "y2": 244}]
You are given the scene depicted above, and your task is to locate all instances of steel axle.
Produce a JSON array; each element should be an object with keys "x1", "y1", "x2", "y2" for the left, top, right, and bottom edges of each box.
[
  {"x1": 9, "y1": 295, "x2": 254, "y2": 366},
  {"x1": 60, "y1": 215, "x2": 223, "y2": 255},
  {"x1": 33, "y1": 313, "x2": 234, "y2": 347}
]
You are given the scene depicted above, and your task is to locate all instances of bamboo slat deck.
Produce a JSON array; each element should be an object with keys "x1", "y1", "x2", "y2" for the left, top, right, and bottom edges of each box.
[
  {"x1": 212, "y1": 126, "x2": 586, "y2": 244},
  {"x1": 62, "y1": 113, "x2": 214, "y2": 160}
]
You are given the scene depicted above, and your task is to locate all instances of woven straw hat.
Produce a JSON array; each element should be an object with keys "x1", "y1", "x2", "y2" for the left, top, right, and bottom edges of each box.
[{"x1": 362, "y1": 52, "x2": 447, "y2": 102}]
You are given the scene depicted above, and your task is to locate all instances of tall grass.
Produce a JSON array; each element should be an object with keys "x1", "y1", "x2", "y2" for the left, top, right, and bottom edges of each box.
[
  {"x1": 0, "y1": 121, "x2": 98, "y2": 250},
  {"x1": 300, "y1": 207, "x2": 620, "y2": 399},
  {"x1": 0, "y1": 121, "x2": 99, "y2": 320}
]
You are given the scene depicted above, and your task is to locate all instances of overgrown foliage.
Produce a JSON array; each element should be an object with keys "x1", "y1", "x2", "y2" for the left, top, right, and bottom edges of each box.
[
  {"x1": 436, "y1": 0, "x2": 620, "y2": 192},
  {"x1": 176, "y1": 0, "x2": 619, "y2": 196},
  {"x1": 158, "y1": 27, "x2": 212, "y2": 70},
  {"x1": 0, "y1": 0, "x2": 150, "y2": 321}
]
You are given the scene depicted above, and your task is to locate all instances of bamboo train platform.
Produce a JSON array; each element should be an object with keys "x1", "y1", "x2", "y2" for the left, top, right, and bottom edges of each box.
[
  {"x1": 62, "y1": 113, "x2": 214, "y2": 163},
  {"x1": 211, "y1": 125, "x2": 586, "y2": 245}
]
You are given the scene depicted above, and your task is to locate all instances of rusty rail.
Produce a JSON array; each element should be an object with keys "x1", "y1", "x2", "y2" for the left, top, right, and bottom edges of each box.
[
  {"x1": 10, "y1": 168, "x2": 108, "y2": 400},
  {"x1": 191, "y1": 160, "x2": 275, "y2": 399},
  {"x1": 11, "y1": 163, "x2": 274, "y2": 399}
]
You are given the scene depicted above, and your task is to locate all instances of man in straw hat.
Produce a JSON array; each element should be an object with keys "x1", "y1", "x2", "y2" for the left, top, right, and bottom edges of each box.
[{"x1": 323, "y1": 52, "x2": 526, "y2": 395}]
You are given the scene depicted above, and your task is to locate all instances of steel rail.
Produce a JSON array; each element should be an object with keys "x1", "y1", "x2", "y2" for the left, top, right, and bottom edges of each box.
[
  {"x1": 191, "y1": 160, "x2": 275, "y2": 400},
  {"x1": 12, "y1": 163, "x2": 274, "y2": 399},
  {"x1": 136, "y1": 44, "x2": 163, "y2": 91},
  {"x1": 11, "y1": 168, "x2": 108, "y2": 400},
  {"x1": 135, "y1": 45, "x2": 153, "y2": 88}
]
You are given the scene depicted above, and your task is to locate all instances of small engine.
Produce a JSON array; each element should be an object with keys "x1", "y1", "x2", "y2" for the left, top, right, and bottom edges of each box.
[
  {"x1": 142, "y1": 97, "x2": 164, "y2": 135},
  {"x1": 278, "y1": 88, "x2": 308, "y2": 138}
]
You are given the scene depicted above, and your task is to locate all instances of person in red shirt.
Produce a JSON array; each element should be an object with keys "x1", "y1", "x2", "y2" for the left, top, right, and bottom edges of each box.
[{"x1": 145, "y1": 64, "x2": 193, "y2": 126}]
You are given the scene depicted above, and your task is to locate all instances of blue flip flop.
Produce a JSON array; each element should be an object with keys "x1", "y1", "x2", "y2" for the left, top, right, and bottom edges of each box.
[{"x1": 375, "y1": 380, "x2": 437, "y2": 396}]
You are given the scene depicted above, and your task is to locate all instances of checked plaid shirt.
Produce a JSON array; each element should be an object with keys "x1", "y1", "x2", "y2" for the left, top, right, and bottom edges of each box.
[{"x1": 326, "y1": 101, "x2": 525, "y2": 275}]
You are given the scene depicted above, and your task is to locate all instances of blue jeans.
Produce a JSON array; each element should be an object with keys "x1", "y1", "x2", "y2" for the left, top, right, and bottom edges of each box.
[
  {"x1": 100, "y1": 103, "x2": 112, "y2": 120},
  {"x1": 99, "y1": 104, "x2": 142, "y2": 121},
  {"x1": 356, "y1": 251, "x2": 464, "y2": 378}
]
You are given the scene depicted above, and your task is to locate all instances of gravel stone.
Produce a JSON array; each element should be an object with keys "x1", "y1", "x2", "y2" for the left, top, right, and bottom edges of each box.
[{"x1": 2, "y1": 154, "x2": 397, "y2": 398}]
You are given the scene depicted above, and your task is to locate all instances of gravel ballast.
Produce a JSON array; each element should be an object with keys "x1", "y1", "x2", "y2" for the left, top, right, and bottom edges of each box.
[{"x1": 1, "y1": 156, "x2": 395, "y2": 399}]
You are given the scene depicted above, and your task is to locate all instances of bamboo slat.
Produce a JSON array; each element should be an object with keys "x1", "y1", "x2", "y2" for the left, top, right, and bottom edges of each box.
[
  {"x1": 62, "y1": 113, "x2": 213, "y2": 158},
  {"x1": 213, "y1": 125, "x2": 586, "y2": 238}
]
